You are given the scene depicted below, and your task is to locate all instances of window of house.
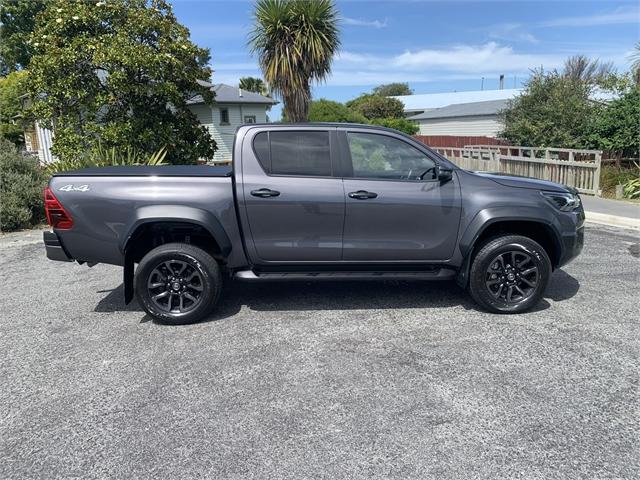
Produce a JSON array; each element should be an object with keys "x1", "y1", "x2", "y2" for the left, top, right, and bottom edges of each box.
[
  {"x1": 220, "y1": 108, "x2": 229, "y2": 125},
  {"x1": 244, "y1": 115, "x2": 256, "y2": 124},
  {"x1": 346, "y1": 132, "x2": 437, "y2": 181},
  {"x1": 253, "y1": 131, "x2": 331, "y2": 177}
]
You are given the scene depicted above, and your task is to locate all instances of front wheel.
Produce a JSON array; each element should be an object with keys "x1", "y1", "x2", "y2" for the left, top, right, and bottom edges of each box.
[
  {"x1": 134, "y1": 243, "x2": 222, "y2": 325},
  {"x1": 469, "y1": 235, "x2": 551, "y2": 314}
]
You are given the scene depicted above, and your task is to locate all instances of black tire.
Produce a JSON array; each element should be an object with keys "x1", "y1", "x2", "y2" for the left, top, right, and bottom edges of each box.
[
  {"x1": 469, "y1": 235, "x2": 551, "y2": 314},
  {"x1": 134, "y1": 243, "x2": 222, "y2": 325}
]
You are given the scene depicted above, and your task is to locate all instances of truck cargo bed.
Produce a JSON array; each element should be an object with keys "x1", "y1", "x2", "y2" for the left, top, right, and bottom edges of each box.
[{"x1": 54, "y1": 165, "x2": 232, "y2": 177}]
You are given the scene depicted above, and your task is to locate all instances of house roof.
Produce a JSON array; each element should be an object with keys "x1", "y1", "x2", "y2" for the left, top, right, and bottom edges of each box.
[
  {"x1": 188, "y1": 81, "x2": 277, "y2": 105},
  {"x1": 408, "y1": 99, "x2": 510, "y2": 120},
  {"x1": 393, "y1": 89, "x2": 521, "y2": 113}
]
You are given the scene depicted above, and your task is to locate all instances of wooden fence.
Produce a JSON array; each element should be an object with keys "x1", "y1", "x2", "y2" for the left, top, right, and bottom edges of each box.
[{"x1": 434, "y1": 145, "x2": 602, "y2": 195}]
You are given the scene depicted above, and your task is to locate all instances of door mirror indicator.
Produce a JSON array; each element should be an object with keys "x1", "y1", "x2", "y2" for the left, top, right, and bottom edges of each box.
[{"x1": 438, "y1": 167, "x2": 453, "y2": 183}]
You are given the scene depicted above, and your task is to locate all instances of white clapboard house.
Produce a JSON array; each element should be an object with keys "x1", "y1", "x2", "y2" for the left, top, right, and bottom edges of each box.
[{"x1": 23, "y1": 81, "x2": 276, "y2": 165}]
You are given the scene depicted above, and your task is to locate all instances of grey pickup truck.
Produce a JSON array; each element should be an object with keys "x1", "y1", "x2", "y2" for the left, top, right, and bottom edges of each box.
[{"x1": 44, "y1": 123, "x2": 584, "y2": 324}]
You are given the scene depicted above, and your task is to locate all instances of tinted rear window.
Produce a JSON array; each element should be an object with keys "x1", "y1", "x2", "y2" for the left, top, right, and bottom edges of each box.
[
  {"x1": 253, "y1": 131, "x2": 271, "y2": 172},
  {"x1": 252, "y1": 131, "x2": 331, "y2": 177}
]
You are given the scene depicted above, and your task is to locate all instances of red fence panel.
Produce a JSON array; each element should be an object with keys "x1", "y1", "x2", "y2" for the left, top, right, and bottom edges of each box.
[{"x1": 414, "y1": 135, "x2": 509, "y2": 148}]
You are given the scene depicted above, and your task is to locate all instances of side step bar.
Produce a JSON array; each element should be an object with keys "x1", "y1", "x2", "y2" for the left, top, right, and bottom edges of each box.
[{"x1": 234, "y1": 268, "x2": 456, "y2": 281}]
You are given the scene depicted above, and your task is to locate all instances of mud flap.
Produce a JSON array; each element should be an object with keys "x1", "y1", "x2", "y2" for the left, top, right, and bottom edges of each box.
[
  {"x1": 455, "y1": 252, "x2": 473, "y2": 288},
  {"x1": 124, "y1": 253, "x2": 134, "y2": 304}
]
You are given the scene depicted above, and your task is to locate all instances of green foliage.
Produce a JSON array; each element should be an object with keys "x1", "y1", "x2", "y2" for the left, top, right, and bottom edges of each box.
[
  {"x1": 623, "y1": 176, "x2": 640, "y2": 199},
  {"x1": 308, "y1": 99, "x2": 367, "y2": 123},
  {"x1": 369, "y1": 117, "x2": 419, "y2": 135},
  {"x1": 45, "y1": 144, "x2": 167, "y2": 174},
  {"x1": 599, "y1": 164, "x2": 639, "y2": 198},
  {"x1": 346, "y1": 94, "x2": 405, "y2": 120},
  {"x1": 306, "y1": 99, "x2": 418, "y2": 135},
  {"x1": 239, "y1": 76, "x2": 268, "y2": 96},
  {"x1": 249, "y1": 0, "x2": 340, "y2": 122},
  {"x1": 499, "y1": 69, "x2": 601, "y2": 148},
  {"x1": 0, "y1": 0, "x2": 48, "y2": 74},
  {"x1": 27, "y1": 0, "x2": 215, "y2": 165},
  {"x1": 587, "y1": 86, "x2": 640, "y2": 157},
  {"x1": 372, "y1": 82, "x2": 413, "y2": 97},
  {"x1": 0, "y1": 138, "x2": 46, "y2": 231},
  {"x1": 0, "y1": 70, "x2": 28, "y2": 146}
]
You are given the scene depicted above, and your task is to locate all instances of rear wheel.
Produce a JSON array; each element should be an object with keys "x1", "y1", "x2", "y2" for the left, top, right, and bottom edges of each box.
[
  {"x1": 134, "y1": 243, "x2": 221, "y2": 324},
  {"x1": 469, "y1": 235, "x2": 551, "y2": 314}
]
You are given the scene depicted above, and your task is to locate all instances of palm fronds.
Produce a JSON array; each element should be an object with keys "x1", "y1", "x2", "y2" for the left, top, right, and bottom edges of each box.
[{"x1": 249, "y1": 0, "x2": 340, "y2": 122}]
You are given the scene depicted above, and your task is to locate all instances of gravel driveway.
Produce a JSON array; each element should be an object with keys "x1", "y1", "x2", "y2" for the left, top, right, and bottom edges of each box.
[{"x1": 1, "y1": 224, "x2": 638, "y2": 479}]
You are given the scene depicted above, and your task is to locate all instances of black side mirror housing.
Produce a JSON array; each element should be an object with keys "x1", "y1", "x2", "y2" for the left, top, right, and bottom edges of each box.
[{"x1": 438, "y1": 166, "x2": 453, "y2": 183}]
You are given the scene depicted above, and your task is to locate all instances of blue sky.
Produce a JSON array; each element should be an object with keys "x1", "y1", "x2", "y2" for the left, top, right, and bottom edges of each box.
[{"x1": 172, "y1": 0, "x2": 639, "y2": 119}]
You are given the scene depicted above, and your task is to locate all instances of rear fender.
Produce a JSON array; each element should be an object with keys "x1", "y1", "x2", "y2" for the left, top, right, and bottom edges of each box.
[{"x1": 121, "y1": 205, "x2": 232, "y2": 304}]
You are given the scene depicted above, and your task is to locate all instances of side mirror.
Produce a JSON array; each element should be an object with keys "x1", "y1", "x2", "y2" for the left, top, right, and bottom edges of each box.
[{"x1": 438, "y1": 166, "x2": 453, "y2": 183}]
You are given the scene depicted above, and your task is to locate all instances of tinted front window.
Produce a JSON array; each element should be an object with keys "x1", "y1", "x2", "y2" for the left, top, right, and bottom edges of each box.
[
  {"x1": 347, "y1": 132, "x2": 436, "y2": 180},
  {"x1": 269, "y1": 131, "x2": 331, "y2": 176}
]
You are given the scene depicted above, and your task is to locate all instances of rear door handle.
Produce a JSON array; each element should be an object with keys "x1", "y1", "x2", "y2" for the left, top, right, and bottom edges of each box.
[
  {"x1": 348, "y1": 190, "x2": 378, "y2": 200},
  {"x1": 250, "y1": 188, "x2": 280, "y2": 198}
]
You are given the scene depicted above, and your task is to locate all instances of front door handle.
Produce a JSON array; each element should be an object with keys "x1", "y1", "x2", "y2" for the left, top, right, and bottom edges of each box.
[
  {"x1": 251, "y1": 188, "x2": 280, "y2": 198},
  {"x1": 348, "y1": 190, "x2": 378, "y2": 200}
]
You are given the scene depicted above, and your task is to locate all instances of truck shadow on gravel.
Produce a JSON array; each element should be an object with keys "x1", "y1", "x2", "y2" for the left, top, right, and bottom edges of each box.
[{"x1": 94, "y1": 269, "x2": 580, "y2": 323}]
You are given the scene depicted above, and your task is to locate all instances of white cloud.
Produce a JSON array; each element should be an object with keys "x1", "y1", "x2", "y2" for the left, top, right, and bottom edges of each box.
[
  {"x1": 342, "y1": 16, "x2": 388, "y2": 28},
  {"x1": 325, "y1": 42, "x2": 627, "y2": 87},
  {"x1": 540, "y1": 5, "x2": 639, "y2": 28},
  {"x1": 489, "y1": 23, "x2": 539, "y2": 44},
  {"x1": 362, "y1": 42, "x2": 566, "y2": 73}
]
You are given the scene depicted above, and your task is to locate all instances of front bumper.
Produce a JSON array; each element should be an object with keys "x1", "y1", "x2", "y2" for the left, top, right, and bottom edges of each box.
[
  {"x1": 557, "y1": 208, "x2": 585, "y2": 268},
  {"x1": 43, "y1": 231, "x2": 73, "y2": 262}
]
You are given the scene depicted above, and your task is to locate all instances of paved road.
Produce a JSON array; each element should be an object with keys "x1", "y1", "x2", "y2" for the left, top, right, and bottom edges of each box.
[{"x1": 1, "y1": 225, "x2": 638, "y2": 479}]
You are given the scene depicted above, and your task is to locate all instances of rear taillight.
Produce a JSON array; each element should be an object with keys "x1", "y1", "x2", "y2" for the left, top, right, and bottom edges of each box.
[{"x1": 44, "y1": 187, "x2": 74, "y2": 230}]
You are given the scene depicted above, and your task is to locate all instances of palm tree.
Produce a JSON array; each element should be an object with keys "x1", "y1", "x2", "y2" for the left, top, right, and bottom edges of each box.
[
  {"x1": 630, "y1": 42, "x2": 640, "y2": 85},
  {"x1": 562, "y1": 55, "x2": 615, "y2": 84},
  {"x1": 249, "y1": 0, "x2": 340, "y2": 122},
  {"x1": 239, "y1": 76, "x2": 269, "y2": 96}
]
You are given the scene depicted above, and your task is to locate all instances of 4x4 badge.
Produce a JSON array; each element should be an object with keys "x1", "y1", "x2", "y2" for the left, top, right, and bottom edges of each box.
[{"x1": 59, "y1": 184, "x2": 90, "y2": 192}]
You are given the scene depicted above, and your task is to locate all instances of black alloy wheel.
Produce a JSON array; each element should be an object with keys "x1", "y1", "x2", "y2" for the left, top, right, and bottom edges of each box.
[
  {"x1": 469, "y1": 235, "x2": 551, "y2": 314},
  {"x1": 484, "y1": 250, "x2": 539, "y2": 304},
  {"x1": 135, "y1": 243, "x2": 222, "y2": 325},
  {"x1": 147, "y1": 260, "x2": 205, "y2": 314}
]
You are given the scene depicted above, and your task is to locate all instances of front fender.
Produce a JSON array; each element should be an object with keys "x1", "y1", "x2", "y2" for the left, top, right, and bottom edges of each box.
[{"x1": 458, "y1": 206, "x2": 562, "y2": 258}]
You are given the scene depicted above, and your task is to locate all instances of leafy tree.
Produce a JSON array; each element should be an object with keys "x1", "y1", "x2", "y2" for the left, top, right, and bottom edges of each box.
[
  {"x1": 239, "y1": 76, "x2": 268, "y2": 96},
  {"x1": 372, "y1": 82, "x2": 413, "y2": 96},
  {"x1": 0, "y1": 70, "x2": 28, "y2": 146},
  {"x1": 308, "y1": 99, "x2": 367, "y2": 123},
  {"x1": 346, "y1": 93, "x2": 405, "y2": 120},
  {"x1": 0, "y1": 0, "x2": 48, "y2": 74},
  {"x1": 370, "y1": 117, "x2": 419, "y2": 135},
  {"x1": 249, "y1": 0, "x2": 340, "y2": 122},
  {"x1": 27, "y1": 0, "x2": 215, "y2": 164},
  {"x1": 587, "y1": 86, "x2": 640, "y2": 157},
  {"x1": 499, "y1": 69, "x2": 602, "y2": 148}
]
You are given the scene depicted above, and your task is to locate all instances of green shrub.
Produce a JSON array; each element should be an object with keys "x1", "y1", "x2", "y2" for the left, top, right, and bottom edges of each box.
[
  {"x1": 600, "y1": 163, "x2": 640, "y2": 198},
  {"x1": 309, "y1": 99, "x2": 367, "y2": 123},
  {"x1": 45, "y1": 144, "x2": 167, "y2": 175},
  {"x1": 369, "y1": 117, "x2": 419, "y2": 135},
  {"x1": 0, "y1": 139, "x2": 47, "y2": 232},
  {"x1": 623, "y1": 177, "x2": 640, "y2": 199}
]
